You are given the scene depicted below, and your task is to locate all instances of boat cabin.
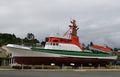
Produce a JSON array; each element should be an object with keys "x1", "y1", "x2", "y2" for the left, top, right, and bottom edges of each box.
[{"x1": 44, "y1": 20, "x2": 83, "y2": 51}]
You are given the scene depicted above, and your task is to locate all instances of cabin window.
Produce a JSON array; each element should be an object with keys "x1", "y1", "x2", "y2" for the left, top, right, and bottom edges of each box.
[
  {"x1": 49, "y1": 42, "x2": 59, "y2": 46},
  {"x1": 60, "y1": 39, "x2": 72, "y2": 43},
  {"x1": 53, "y1": 40, "x2": 58, "y2": 42},
  {"x1": 56, "y1": 43, "x2": 58, "y2": 46},
  {"x1": 53, "y1": 43, "x2": 55, "y2": 45}
]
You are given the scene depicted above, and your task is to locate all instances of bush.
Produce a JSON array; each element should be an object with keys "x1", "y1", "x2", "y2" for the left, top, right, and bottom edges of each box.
[{"x1": 12, "y1": 66, "x2": 31, "y2": 69}]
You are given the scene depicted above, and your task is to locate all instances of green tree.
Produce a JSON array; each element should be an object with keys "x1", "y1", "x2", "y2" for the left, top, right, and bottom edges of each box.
[
  {"x1": 0, "y1": 39, "x2": 5, "y2": 47},
  {"x1": 0, "y1": 33, "x2": 40, "y2": 46}
]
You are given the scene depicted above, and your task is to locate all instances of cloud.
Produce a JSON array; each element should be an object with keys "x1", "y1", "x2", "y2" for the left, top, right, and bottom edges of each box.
[{"x1": 0, "y1": 0, "x2": 120, "y2": 48}]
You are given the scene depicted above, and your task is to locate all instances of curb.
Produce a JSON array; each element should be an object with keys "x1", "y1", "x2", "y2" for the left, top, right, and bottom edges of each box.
[{"x1": 0, "y1": 69, "x2": 120, "y2": 72}]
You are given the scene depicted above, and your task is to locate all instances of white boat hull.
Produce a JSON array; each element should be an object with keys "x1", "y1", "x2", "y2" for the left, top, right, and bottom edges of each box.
[{"x1": 7, "y1": 44, "x2": 117, "y2": 66}]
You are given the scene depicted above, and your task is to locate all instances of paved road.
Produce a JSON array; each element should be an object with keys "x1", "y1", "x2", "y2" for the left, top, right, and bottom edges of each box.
[{"x1": 0, "y1": 70, "x2": 120, "y2": 77}]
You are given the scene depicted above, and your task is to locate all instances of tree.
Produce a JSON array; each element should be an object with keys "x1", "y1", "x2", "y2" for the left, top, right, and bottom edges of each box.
[
  {"x1": 41, "y1": 41, "x2": 46, "y2": 47},
  {"x1": 90, "y1": 41, "x2": 93, "y2": 46},
  {"x1": 23, "y1": 33, "x2": 39, "y2": 46},
  {"x1": 0, "y1": 39, "x2": 5, "y2": 47},
  {"x1": 114, "y1": 48, "x2": 118, "y2": 51},
  {"x1": 0, "y1": 33, "x2": 40, "y2": 46},
  {"x1": 82, "y1": 43, "x2": 86, "y2": 49},
  {"x1": 27, "y1": 33, "x2": 35, "y2": 40}
]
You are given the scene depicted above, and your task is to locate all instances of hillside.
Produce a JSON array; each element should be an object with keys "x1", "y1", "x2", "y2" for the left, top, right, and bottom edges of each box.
[{"x1": 0, "y1": 33, "x2": 39, "y2": 47}]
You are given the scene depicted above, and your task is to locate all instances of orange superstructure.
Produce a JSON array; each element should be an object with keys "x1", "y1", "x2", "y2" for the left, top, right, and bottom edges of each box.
[{"x1": 47, "y1": 20, "x2": 83, "y2": 50}]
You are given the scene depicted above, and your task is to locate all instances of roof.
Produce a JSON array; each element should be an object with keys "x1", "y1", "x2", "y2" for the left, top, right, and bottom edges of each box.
[
  {"x1": 0, "y1": 47, "x2": 7, "y2": 58},
  {"x1": 0, "y1": 46, "x2": 11, "y2": 58}
]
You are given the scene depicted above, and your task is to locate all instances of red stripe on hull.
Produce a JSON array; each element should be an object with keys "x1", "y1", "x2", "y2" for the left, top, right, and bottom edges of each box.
[{"x1": 14, "y1": 57, "x2": 115, "y2": 66}]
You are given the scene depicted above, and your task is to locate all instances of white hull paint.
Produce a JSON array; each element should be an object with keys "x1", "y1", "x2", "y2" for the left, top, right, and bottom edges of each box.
[
  {"x1": 45, "y1": 42, "x2": 82, "y2": 51},
  {"x1": 7, "y1": 44, "x2": 117, "y2": 60}
]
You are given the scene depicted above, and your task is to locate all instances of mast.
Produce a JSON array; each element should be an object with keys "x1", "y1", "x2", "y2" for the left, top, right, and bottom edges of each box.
[
  {"x1": 63, "y1": 19, "x2": 79, "y2": 37},
  {"x1": 69, "y1": 20, "x2": 79, "y2": 36}
]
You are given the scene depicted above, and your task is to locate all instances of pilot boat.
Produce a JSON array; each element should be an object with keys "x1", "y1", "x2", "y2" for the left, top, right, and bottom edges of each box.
[{"x1": 7, "y1": 20, "x2": 117, "y2": 66}]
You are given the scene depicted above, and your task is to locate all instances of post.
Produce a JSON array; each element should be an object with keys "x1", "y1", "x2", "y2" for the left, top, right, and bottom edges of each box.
[
  {"x1": 115, "y1": 64, "x2": 116, "y2": 69},
  {"x1": 10, "y1": 58, "x2": 12, "y2": 64},
  {"x1": 62, "y1": 64, "x2": 64, "y2": 69},
  {"x1": 80, "y1": 64, "x2": 83, "y2": 69},
  {"x1": 21, "y1": 64, "x2": 24, "y2": 70},
  {"x1": 109, "y1": 62, "x2": 112, "y2": 69},
  {"x1": 2, "y1": 58, "x2": 6, "y2": 66},
  {"x1": 42, "y1": 64, "x2": 44, "y2": 69},
  {"x1": 98, "y1": 64, "x2": 100, "y2": 69}
]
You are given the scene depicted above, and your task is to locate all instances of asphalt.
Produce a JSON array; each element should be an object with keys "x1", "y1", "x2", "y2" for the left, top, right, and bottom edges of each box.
[
  {"x1": 0, "y1": 69, "x2": 120, "y2": 77},
  {"x1": 0, "y1": 68, "x2": 120, "y2": 72}
]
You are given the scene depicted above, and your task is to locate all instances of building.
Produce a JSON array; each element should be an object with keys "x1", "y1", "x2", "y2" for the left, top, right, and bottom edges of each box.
[
  {"x1": 0, "y1": 46, "x2": 15, "y2": 66},
  {"x1": 117, "y1": 50, "x2": 120, "y2": 56},
  {"x1": 0, "y1": 47, "x2": 8, "y2": 66}
]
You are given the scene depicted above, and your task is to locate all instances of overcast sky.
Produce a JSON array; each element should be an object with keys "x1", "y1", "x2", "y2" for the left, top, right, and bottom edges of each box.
[{"x1": 0, "y1": 0, "x2": 120, "y2": 48}]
